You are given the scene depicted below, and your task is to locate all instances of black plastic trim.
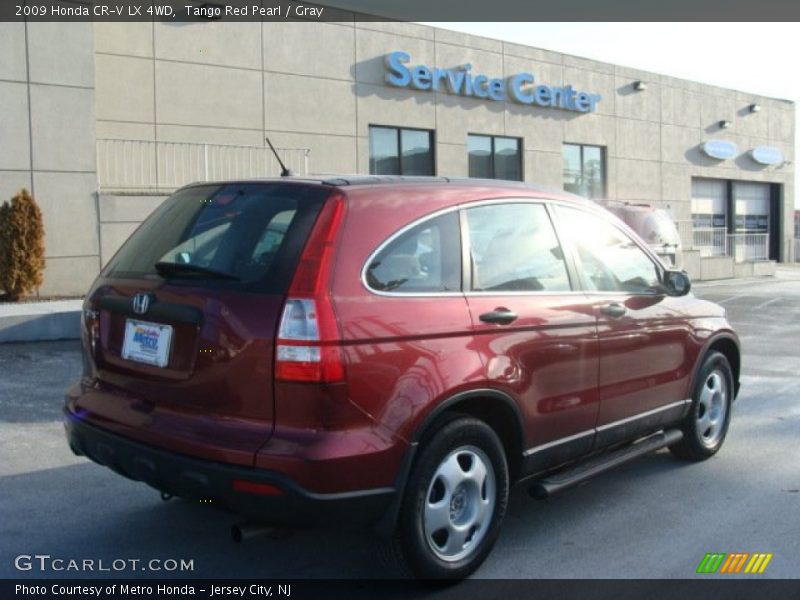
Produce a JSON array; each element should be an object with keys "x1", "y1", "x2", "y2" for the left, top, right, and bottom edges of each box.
[
  {"x1": 410, "y1": 388, "x2": 525, "y2": 447},
  {"x1": 64, "y1": 409, "x2": 394, "y2": 527},
  {"x1": 691, "y1": 332, "x2": 742, "y2": 401}
]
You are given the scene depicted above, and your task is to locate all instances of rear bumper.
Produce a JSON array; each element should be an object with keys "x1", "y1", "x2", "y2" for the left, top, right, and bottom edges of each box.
[{"x1": 64, "y1": 408, "x2": 396, "y2": 528}]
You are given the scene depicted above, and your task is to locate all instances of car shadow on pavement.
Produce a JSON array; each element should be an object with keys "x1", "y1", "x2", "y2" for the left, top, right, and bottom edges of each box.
[
  {"x1": 1, "y1": 450, "x2": 688, "y2": 580},
  {"x1": 0, "y1": 461, "x2": 406, "y2": 579}
]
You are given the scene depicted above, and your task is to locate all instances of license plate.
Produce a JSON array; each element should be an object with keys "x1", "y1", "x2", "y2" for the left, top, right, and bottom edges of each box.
[{"x1": 121, "y1": 319, "x2": 173, "y2": 368}]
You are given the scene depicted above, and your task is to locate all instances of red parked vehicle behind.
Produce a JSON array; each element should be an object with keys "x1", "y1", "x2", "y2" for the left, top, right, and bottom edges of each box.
[{"x1": 65, "y1": 177, "x2": 740, "y2": 579}]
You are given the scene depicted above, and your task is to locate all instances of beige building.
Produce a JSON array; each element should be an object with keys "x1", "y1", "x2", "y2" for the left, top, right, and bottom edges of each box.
[{"x1": 0, "y1": 17, "x2": 795, "y2": 295}]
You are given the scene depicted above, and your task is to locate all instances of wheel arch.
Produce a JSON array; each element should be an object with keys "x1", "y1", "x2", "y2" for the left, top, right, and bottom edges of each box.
[
  {"x1": 374, "y1": 388, "x2": 525, "y2": 537},
  {"x1": 410, "y1": 389, "x2": 525, "y2": 482},
  {"x1": 695, "y1": 334, "x2": 741, "y2": 399}
]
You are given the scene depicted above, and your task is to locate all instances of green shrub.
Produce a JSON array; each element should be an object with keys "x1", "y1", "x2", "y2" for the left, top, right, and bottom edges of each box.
[{"x1": 0, "y1": 189, "x2": 46, "y2": 301}]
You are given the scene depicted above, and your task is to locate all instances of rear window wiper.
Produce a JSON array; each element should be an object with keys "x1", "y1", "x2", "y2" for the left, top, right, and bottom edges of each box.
[{"x1": 154, "y1": 261, "x2": 240, "y2": 281}]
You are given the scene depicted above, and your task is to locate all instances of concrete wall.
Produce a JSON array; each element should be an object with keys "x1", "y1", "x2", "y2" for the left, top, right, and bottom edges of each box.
[
  {"x1": 93, "y1": 19, "x2": 794, "y2": 227},
  {"x1": 98, "y1": 193, "x2": 167, "y2": 266},
  {"x1": 0, "y1": 12, "x2": 98, "y2": 297},
  {"x1": 94, "y1": 23, "x2": 794, "y2": 166},
  {"x1": 1, "y1": 17, "x2": 795, "y2": 295}
]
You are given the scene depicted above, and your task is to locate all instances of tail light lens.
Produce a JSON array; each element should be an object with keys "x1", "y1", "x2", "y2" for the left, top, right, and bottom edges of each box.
[
  {"x1": 80, "y1": 306, "x2": 100, "y2": 376},
  {"x1": 275, "y1": 192, "x2": 346, "y2": 383}
]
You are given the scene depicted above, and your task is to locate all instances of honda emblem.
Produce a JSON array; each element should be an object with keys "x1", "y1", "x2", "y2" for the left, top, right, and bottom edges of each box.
[{"x1": 132, "y1": 292, "x2": 153, "y2": 315}]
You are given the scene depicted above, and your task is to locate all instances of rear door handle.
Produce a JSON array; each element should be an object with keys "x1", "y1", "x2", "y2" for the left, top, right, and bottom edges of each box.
[
  {"x1": 599, "y1": 303, "x2": 627, "y2": 318},
  {"x1": 479, "y1": 309, "x2": 518, "y2": 325}
]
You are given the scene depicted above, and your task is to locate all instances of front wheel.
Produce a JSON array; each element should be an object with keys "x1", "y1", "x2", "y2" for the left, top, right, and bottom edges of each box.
[
  {"x1": 394, "y1": 415, "x2": 509, "y2": 580},
  {"x1": 670, "y1": 351, "x2": 734, "y2": 461}
]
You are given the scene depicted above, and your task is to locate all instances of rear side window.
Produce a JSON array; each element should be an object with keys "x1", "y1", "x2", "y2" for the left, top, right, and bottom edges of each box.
[
  {"x1": 365, "y1": 212, "x2": 461, "y2": 293},
  {"x1": 103, "y1": 183, "x2": 329, "y2": 294},
  {"x1": 466, "y1": 203, "x2": 571, "y2": 292}
]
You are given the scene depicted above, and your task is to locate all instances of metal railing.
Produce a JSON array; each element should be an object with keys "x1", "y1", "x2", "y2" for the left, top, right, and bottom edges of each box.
[
  {"x1": 675, "y1": 220, "x2": 694, "y2": 250},
  {"x1": 97, "y1": 139, "x2": 310, "y2": 191},
  {"x1": 692, "y1": 227, "x2": 729, "y2": 258},
  {"x1": 676, "y1": 220, "x2": 771, "y2": 263},
  {"x1": 728, "y1": 233, "x2": 769, "y2": 263}
]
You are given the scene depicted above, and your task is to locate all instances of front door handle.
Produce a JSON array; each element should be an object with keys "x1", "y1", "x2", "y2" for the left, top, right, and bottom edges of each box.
[
  {"x1": 479, "y1": 308, "x2": 519, "y2": 325},
  {"x1": 599, "y1": 303, "x2": 627, "y2": 318}
]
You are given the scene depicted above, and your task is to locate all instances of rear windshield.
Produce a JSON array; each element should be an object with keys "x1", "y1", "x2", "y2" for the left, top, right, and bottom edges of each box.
[{"x1": 103, "y1": 183, "x2": 329, "y2": 294}]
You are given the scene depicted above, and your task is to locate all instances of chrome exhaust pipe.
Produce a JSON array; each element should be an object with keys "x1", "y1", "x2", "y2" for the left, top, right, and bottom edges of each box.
[{"x1": 231, "y1": 522, "x2": 275, "y2": 543}]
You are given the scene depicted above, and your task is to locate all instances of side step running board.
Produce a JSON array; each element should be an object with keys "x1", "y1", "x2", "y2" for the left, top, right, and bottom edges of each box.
[{"x1": 529, "y1": 429, "x2": 683, "y2": 499}]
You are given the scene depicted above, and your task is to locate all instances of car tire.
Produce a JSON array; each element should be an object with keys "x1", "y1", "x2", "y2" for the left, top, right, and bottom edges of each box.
[
  {"x1": 393, "y1": 414, "x2": 509, "y2": 580},
  {"x1": 670, "y1": 351, "x2": 734, "y2": 461}
]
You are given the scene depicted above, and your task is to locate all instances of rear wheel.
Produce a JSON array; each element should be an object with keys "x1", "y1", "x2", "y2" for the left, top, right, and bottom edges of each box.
[
  {"x1": 394, "y1": 415, "x2": 509, "y2": 579},
  {"x1": 670, "y1": 351, "x2": 734, "y2": 461}
]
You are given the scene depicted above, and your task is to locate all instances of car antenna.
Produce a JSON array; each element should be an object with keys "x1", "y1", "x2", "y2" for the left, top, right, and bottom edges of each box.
[{"x1": 266, "y1": 137, "x2": 292, "y2": 177}]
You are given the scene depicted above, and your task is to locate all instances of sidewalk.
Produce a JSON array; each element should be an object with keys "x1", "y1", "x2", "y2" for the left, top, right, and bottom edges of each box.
[
  {"x1": 0, "y1": 299, "x2": 82, "y2": 343},
  {"x1": 693, "y1": 264, "x2": 800, "y2": 288}
]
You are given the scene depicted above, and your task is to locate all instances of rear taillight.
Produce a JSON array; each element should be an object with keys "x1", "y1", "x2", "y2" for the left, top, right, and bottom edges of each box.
[
  {"x1": 81, "y1": 307, "x2": 100, "y2": 352},
  {"x1": 275, "y1": 192, "x2": 346, "y2": 383}
]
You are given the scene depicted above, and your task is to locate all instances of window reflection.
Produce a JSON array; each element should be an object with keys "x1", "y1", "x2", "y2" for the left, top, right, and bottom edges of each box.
[
  {"x1": 369, "y1": 126, "x2": 434, "y2": 176},
  {"x1": 557, "y1": 207, "x2": 660, "y2": 294},
  {"x1": 468, "y1": 135, "x2": 522, "y2": 181},
  {"x1": 563, "y1": 143, "x2": 605, "y2": 199},
  {"x1": 466, "y1": 203, "x2": 570, "y2": 292}
]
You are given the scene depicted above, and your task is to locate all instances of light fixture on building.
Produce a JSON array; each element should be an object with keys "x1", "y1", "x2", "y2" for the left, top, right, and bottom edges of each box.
[
  {"x1": 633, "y1": 80, "x2": 647, "y2": 91},
  {"x1": 719, "y1": 120, "x2": 732, "y2": 129},
  {"x1": 749, "y1": 103, "x2": 761, "y2": 113}
]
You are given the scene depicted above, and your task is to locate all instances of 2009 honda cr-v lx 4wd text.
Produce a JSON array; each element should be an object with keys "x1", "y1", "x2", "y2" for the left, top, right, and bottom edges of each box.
[{"x1": 65, "y1": 176, "x2": 740, "y2": 579}]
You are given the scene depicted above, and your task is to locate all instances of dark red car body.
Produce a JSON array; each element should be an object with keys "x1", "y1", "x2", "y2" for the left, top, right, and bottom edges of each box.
[{"x1": 65, "y1": 177, "x2": 740, "y2": 533}]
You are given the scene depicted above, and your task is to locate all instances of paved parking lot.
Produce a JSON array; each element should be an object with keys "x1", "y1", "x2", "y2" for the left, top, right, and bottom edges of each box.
[{"x1": 1, "y1": 269, "x2": 799, "y2": 580}]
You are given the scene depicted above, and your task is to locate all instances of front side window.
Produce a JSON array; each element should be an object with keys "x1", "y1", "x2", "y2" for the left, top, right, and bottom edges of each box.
[
  {"x1": 369, "y1": 126, "x2": 434, "y2": 176},
  {"x1": 465, "y1": 203, "x2": 571, "y2": 292},
  {"x1": 365, "y1": 212, "x2": 460, "y2": 293},
  {"x1": 563, "y1": 143, "x2": 605, "y2": 199},
  {"x1": 468, "y1": 135, "x2": 523, "y2": 181},
  {"x1": 556, "y1": 206, "x2": 660, "y2": 294}
]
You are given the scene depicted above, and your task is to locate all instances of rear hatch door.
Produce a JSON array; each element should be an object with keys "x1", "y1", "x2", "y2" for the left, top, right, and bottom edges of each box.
[{"x1": 78, "y1": 182, "x2": 330, "y2": 465}]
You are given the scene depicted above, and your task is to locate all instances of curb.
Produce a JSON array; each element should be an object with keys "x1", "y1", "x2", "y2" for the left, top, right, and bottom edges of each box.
[{"x1": 0, "y1": 299, "x2": 82, "y2": 343}]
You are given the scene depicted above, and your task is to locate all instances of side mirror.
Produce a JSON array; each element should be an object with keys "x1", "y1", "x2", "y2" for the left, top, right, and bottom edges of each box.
[{"x1": 662, "y1": 269, "x2": 691, "y2": 297}]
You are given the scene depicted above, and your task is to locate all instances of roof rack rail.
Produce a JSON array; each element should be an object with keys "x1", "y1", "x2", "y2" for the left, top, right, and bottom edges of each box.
[{"x1": 319, "y1": 175, "x2": 451, "y2": 186}]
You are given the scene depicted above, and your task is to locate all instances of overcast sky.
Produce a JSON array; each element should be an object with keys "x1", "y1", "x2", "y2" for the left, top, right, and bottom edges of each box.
[{"x1": 423, "y1": 22, "x2": 799, "y2": 208}]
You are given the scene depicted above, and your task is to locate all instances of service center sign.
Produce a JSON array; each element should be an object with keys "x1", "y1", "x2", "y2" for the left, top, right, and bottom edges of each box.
[{"x1": 385, "y1": 51, "x2": 601, "y2": 113}]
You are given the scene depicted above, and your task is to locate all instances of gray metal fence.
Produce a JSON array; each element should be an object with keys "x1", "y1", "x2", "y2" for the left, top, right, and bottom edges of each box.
[
  {"x1": 97, "y1": 139, "x2": 310, "y2": 191},
  {"x1": 675, "y1": 220, "x2": 770, "y2": 263}
]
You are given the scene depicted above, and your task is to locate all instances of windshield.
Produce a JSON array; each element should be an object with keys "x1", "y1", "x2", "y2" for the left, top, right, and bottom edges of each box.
[{"x1": 103, "y1": 182, "x2": 329, "y2": 293}]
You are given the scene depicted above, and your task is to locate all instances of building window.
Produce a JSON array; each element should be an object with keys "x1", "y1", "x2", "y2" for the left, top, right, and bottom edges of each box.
[
  {"x1": 369, "y1": 126, "x2": 434, "y2": 176},
  {"x1": 563, "y1": 143, "x2": 605, "y2": 199},
  {"x1": 467, "y1": 135, "x2": 523, "y2": 181}
]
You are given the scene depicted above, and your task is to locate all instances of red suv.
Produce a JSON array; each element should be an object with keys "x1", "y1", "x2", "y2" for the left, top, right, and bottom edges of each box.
[{"x1": 65, "y1": 177, "x2": 740, "y2": 579}]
